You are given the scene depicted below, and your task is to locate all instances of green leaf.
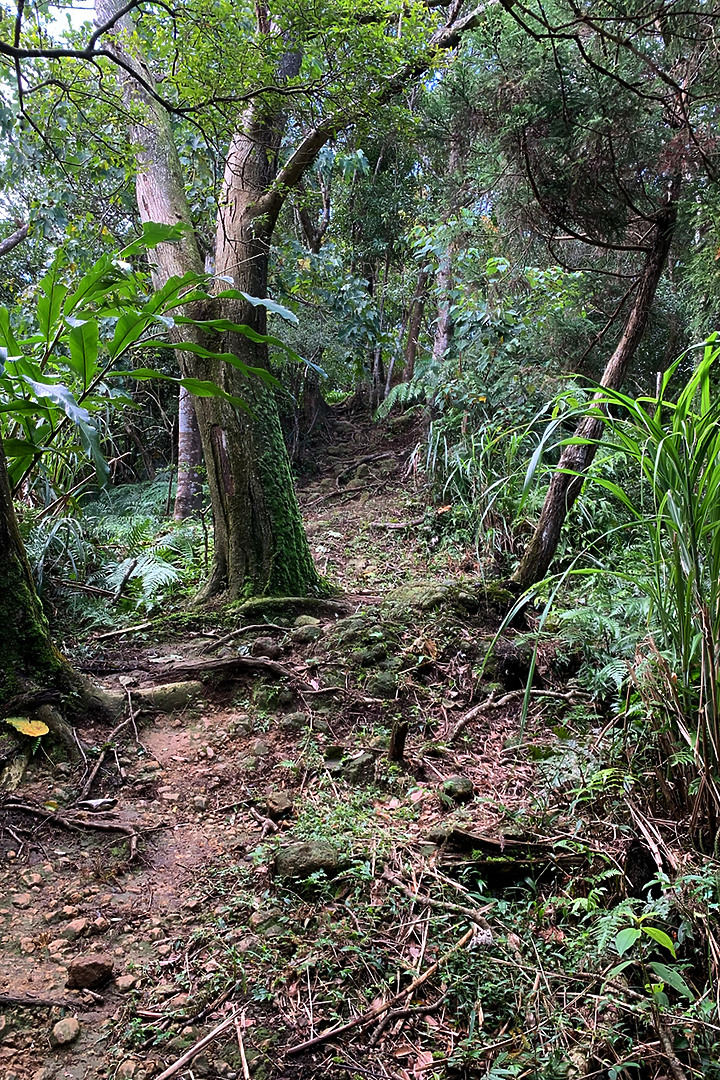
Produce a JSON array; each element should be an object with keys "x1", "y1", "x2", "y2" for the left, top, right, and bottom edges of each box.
[
  {"x1": 109, "y1": 313, "x2": 150, "y2": 358},
  {"x1": 0, "y1": 306, "x2": 20, "y2": 356},
  {"x1": 19, "y1": 376, "x2": 91, "y2": 426},
  {"x1": 67, "y1": 320, "x2": 99, "y2": 389},
  {"x1": 63, "y1": 255, "x2": 115, "y2": 314},
  {"x1": 215, "y1": 288, "x2": 299, "y2": 325},
  {"x1": 647, "y1": 962, "x2": 693, "y2": 999},
  {"x1": 77, "y1": 419, "x2": 110, "y2": 487},
  {"x1": 615, "y1": 928, "x2": 642, "y2": 955},
  {"x1": 110, "y1": 368, "x2": 249, "y2": 413},
  {"x1": 120, "y1": 222, "x2": 187, "y2": 257},
  {"x1": 642, "y1": 927, "x2": 676, "y2": 956},
  {"x1": 37, "y1": 259, "x2": 69, "y2": 342},
  {"x1": 1, "y1": 437, "x2": 45, "y2": 457}
]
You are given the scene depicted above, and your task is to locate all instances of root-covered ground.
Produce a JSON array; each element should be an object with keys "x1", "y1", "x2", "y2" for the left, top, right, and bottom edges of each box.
[{"x1": 1, "y1": 416, "x2": 718, "y2": 1080}]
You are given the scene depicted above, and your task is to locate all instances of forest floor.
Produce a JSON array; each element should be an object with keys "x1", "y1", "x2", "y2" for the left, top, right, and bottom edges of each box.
[{"x1": 0, "y1": 413, "x2": 684, "y2": 1080}]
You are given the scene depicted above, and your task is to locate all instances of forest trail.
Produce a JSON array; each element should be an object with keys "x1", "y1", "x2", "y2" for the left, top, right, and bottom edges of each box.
[{"x1": 1, "y1": 414, "x2": 566, "y2": 1080}]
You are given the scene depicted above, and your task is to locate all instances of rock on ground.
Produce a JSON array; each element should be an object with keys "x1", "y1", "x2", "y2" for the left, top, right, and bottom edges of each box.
[{"x1": 65, "y1": 953, "x2": 114, "y2": 989}]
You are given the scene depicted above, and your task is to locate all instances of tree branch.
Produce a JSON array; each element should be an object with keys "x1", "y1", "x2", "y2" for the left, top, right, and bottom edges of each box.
[{"x1": 0, "y1": 221, "x2": 30, "y2": 258}]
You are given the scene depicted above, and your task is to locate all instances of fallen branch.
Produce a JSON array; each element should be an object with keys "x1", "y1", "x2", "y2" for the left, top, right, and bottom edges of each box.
[
  {"x1": 150, "y1": 654, "x2": 312, "y2": 691},
  {"x1": 75, "y1": 714, "x2": 134, "y2": 802},
  {"x1": 201, "y1": 623, "x2": 288, "y2": 654},
  {"x1": 285, "y1": 926, "x2": 475, "y2": 1056},
  {"x1": 370, "y1": 516, "x2": 424, "y2": 530},
  {"x1": 0, "y1": 992, "x2": 73, "y2": 1008},
  {"x1": 3, "y1": 798, "x2": 148, "y2": 860},
  {"x1": 154, "y1": 1008, "x2": 241, "y2": 1080},
  {"x1": 336, "y1": 451, "x2": 399, "y2": 488},
  {"x1": 93, "y1": 621, "x2": 153, "y2": 642},
  {"x1": 382, "y1": 867, "x2": 493, "y2": 932},
  {"x1": 368, "y1": 993, "x2": 448, "y2": 1047},
  {"x1": 449, "y1": 688, "x2": 592, "y2": 742}
]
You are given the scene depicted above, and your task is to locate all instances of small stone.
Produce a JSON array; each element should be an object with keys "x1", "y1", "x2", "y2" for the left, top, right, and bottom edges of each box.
[
  {"x1": 115, "y1": 975, "x2": 138, "y2": 993},
  {"x1": 441, "y1": 776, "x2": 474, "y2": 803},
  {"x1": 274, "y1": 840, "x2": 340, "y2": 879},
  {"x1": 294, "y1": 615, "x2": 320, "y2": 627},
  {"x1": 11, "y1": 893, "x2": 32, "y2": 909},
  {"x1": 279, "y1": 712, "x2": 306, "y2": 731},
  {"x1": 344, "y1": 752, "x2": 376, "y2": 785},
  {"x1": 66, "y1": 953, "x2": 114, "y2": 989},
  {"x1": 193, "y1": 795, "x2": 208, "y2": 811},
  {"x1": 251, "y1": 739, "x2": 271, "y2": 757},
  {"x1": 266, "y1": 791, "x2": 293, "y2": 818},
  {"x1": 21, "y1": 872, "x2": 43, "y2": 888},
  {"x1": 61, "y1": 918, "x2": 89, "y2": 941},
  {"x1": 92, "y1": 917, "x2": 110, "y2": 935},
  {"x1": 19, "y1": 937, "x2": 35, "y2": 954},
  {"x1": 156, "y1": 944, "x2": 173, "y2": 957},
  {"x1": 291, "y1": 624, "x2": 322, "y2": 645},
  {"x1": 205, "y1": 746, "x2": 215, "y2": 760},
  {"x1": 251, "y1": 637, "x2": 282, "y2": 660},
  {"x1": 160, "y1": 791, "x2": 180, "y2": 802},
  {"x1": 116, "y1": 1061, "x2": 139, "y2": 1079},
  {"x1": 50, "y1": 1016, "x2": 80, "y2": 1046},
  {"x1": 249, "y1": 909, "x2": 280, "y2": 930}
]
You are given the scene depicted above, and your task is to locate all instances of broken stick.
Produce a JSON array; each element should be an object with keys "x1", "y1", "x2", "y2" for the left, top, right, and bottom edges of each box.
[{"x1": 285, "y1": 926, "x2": 474, "y2": 1056}]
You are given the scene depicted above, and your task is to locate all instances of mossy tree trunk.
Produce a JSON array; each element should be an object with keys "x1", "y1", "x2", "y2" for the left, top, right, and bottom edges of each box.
[{"x1": 0, "y1": 436, "x2": 68, "y2": 707}]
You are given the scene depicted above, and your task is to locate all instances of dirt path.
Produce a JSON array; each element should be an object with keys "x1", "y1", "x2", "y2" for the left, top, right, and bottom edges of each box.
[{"x1": 1, "y1": 416, "x2": 549, "y2": 1080}]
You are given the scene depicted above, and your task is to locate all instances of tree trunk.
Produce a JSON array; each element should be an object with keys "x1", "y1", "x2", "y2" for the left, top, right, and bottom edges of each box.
[
  {"x1": 402, "y1": 269, "x2": 429, "y2": 383},
  {"x1": 173, "y1": 385, "x2": 204, "y2": 520},
  {"x1": 96, "y1": 0, "x2": 321, "y2": 599},
  {"x1": 512, "y1": 185, "x2": 680, "y2": 590},
  {"x1": 432, "y1": 245, "x2": 454, "y2": 364},
  {"x1": 0, "y1": 435, "x2": 67, "y2": 706},
  {"x1": 208, "y1": 113, "x2": 323, "y2": 597}
]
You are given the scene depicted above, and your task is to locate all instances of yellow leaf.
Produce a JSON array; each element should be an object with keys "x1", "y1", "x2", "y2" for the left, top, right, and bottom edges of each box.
[{"x1": 4, "y1": 716, "x2": 50, "y2": 737}]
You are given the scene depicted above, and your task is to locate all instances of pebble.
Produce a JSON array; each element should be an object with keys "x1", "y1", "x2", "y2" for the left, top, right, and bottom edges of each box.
[
  {"x1": 61, "y1": 918, "x2": 89, "y2": 941},
  {"x1": 193, "y1": 795, "x2": 208, "y2": 811},
  {"x1": 50, "y1": 1016, "x2": 80, "y2": 1047},
  {"x1": 115, "y1": 975, "x2": 138, "y2": 993},
  {"x1": 11, "y1": 893, "x2": 32, "y2": 909},
  {"x1": 116, "y1": 1060, "x2": 139, "y2": 1078}
]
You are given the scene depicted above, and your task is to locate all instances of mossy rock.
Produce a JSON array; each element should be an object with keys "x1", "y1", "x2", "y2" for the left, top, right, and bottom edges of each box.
[
  {"x1": 351, "y1": 644, "x2": 387, "y2": 667},
  {"x1": 441, "y1": 776, "x2": 475, "y2": 803},
  {"x1": 291, "y1": 624, "x2": 323, "y2": 645},
  {"x1": 274, "y1": 840, "x2": 341, "y2": 879},
  {"x1": 386, "y1": 580, "x2": 514, "y2": 616},
  {"x1": 365, "y1": 671, "x2": 398, "y2": 699}
]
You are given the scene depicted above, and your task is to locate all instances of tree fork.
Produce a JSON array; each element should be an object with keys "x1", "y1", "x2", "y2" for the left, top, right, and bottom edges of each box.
[{"x1": 512, "y1": 181, "x2": 680, "y2": 590}]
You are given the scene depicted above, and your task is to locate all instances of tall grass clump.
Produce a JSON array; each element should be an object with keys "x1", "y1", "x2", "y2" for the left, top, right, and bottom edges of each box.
[{"x1": 593, "y1": 337, "x2": 720, "y2": 838}]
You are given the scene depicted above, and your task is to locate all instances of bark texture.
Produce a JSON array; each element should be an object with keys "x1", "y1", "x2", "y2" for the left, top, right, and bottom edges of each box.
[
  {"x1": 173, "y1": 385, "x2": 203, "y2": 520},
  {"x1": 0, "y1": 436, "x2": 66, "y2": 705},
  {"x1": 512, "y1": 185, "x2": 680, "y2": 589}
]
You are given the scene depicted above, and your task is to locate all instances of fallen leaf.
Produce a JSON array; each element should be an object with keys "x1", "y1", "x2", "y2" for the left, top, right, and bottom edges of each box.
[
  {"x1": 413, "y1": 1050, "x2": 435, "y2": 1076},
  {"x1": 4, "y1": 716, "x2": 49, "y2": 737}
]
